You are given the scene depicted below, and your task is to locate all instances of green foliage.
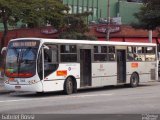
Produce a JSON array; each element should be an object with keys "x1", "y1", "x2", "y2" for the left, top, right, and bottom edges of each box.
[
  {"x1": 62, "y1": 12, "x2": 91, "y2": 33},
  {"x1": 0, "y1": 0, "x2": 95, "y2": 48},
  {"x1": 0, "y1": 0, "x2": 20, "y2": 26},
  {"x1": 17, "y1": 0, "x2": 69, "y2": 28},
  {"x1": 0, "y1": 0, "x2": 69, "y2": 28},
  {"x1": 59, "y1": 12, "x2": 96, "y2": 40},
  {"x1": 0, "y1": 0, "x2": 68, "y2": 49},
  {"x1": 133, "y1": 0, "x2": 160, "y2": 30}
]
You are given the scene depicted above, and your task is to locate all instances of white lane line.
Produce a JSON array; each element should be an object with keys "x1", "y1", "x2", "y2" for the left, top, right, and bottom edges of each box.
[
  {"x1": 72, "y1": 93, "x2": 113, "y2": 98},
  {"x1": 0, "y1": 93, "x2": 113, "y2": 103}
]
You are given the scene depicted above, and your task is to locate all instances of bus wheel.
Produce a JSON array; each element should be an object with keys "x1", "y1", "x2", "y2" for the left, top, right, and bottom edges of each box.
[
  {"x1": 64, "y1": 77, "x2": 73, "y2": 95},
  {"x1": 36, "y1": 92, "x2": 44, "y2": 95},
  {"x1": 130, "y1": 73, "x2": 139, "y2": 87}
]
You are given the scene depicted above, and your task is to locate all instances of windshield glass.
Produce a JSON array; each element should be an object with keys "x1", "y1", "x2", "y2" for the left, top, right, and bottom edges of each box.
[{"x1": 5, "y1": 40, "x2": 40, "y2": 78}]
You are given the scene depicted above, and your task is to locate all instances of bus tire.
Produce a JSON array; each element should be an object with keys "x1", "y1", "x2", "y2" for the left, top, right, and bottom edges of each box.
[
  {"x1": 64, "y1": 77, "x2": 73, "y2": 95},
  {"x1": 130, "y1": 73, "x2": 139, "y2": 87},
  {"x1": 36, "y1": 92, "x2": 44, "y2": 95},
  {"x1": 73, "y1": 81, "x2": 77, "y2": 93}
]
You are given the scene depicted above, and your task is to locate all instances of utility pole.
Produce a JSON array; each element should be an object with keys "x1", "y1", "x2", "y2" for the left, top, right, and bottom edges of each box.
[
  {"x1": 106, "y1": 0, "x2": 110, "y2": 41},
  {"x1": 148, "y1": 30, "x2": 152, "y2": 43}
]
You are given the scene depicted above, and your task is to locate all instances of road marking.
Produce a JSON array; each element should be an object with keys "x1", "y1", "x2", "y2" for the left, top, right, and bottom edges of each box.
[
  {"x1": 72, "y1": 93, "x2": 113, "y2": 98},
  {"x1": 0, "y1": 93, "x2": 113, "y2": 103}
]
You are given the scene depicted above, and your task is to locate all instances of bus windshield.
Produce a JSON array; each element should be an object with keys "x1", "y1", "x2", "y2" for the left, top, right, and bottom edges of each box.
[{"x1": 5, "y1": 40, "x2": 40, "y2": 78}]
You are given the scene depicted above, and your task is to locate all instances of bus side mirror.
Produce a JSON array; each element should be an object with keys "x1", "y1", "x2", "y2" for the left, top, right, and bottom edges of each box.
[
  {"x1": 43, "y1": 45, "x2": 49, "y2": 50},
  {"x1": 1, "y1": 47, "x2": 7, "y2": 55}
]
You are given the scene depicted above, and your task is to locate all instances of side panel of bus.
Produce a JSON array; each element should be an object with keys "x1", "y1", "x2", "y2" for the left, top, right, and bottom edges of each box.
[
  {"x1": 92, "y1": 63, "x2": 117, "y2": 87},
  {"x1": 126, "y1": 62, "x2": 156, "y2": 83},
  {"x1": 42, "y1": 43, "x2": 157, "y2": 91},
  {"x1": 42, "y1": 64, "x2": 80, "y2": 92}
]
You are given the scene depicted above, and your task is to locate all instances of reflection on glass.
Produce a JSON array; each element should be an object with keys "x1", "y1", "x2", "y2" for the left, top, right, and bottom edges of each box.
[{"x1": 5, "y1": 41, "x2": 39, "y2": 78}]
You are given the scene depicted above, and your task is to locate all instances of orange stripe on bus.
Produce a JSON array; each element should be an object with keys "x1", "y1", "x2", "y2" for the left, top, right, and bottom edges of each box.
[
  {"x1": 56, "y1": 70, "x2": 67, "y2": 76},
  {"x1": 131, "y1": 63, "x2": 138, "y2": 68}
]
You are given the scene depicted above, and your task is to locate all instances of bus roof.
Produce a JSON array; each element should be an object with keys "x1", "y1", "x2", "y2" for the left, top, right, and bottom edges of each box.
[{"x1": 10, "y1": 38, "x2": 157, "y2": 47}]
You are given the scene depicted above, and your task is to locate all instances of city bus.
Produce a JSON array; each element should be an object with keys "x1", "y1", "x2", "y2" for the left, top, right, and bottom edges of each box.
[{"x1": 3, "y1": 38, "x2": 158, "y2": 94}]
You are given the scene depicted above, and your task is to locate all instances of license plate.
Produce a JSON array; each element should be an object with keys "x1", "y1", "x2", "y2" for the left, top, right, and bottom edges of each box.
[{"x1": 15, "y1": 86, "x2": 21, "y2": 89}]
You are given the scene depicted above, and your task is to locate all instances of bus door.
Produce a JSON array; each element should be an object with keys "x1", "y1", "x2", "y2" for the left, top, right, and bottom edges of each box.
[
  {"x1": 117, "y1": 49, "x2": 126, "y2": 83},
  {"x1": 38, "y1": 44, "x2": 58, "y2": 80},
  {"x1": 80, "y1": 49, "x2": 92, "y2": 87}
]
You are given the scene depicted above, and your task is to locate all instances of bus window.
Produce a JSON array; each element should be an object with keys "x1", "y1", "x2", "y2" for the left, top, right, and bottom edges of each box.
[
  {"x1": 127, "y1": 54, "x2": 134, "y2": 61},
  {"x1": 44, "y1": 44, "x2": 59, "y2": 77},
  {"x1": 60, "y1": 45, "x2": 77, "y2": 62},
  {"x1": 94, "y1": 46, "x2": 107, "y2": 61},
  {"x1": 108, "y1": 46, "x2": 115, "y2": 61},
  {"x1": 137, "y1": 47, "x2": 142, "y2": 53},
  {"x1": 133, "y1": 47, "x2": 145, "y2": 61},
  {"x1": 145, "y1": 47, "x2": 156, "y2": 61},
  {"x1": 146, "y1": 47, "x2": 155, "y2": 54},
  {"x1": 127, "y1": 46, "x2": 134, "y2": 61},
  {"x1": 101, "y1": 46, "x2": 108, "y2": 53},
  {"x1": 127, "y1": 46, "x2": 133, "y2": 53}
]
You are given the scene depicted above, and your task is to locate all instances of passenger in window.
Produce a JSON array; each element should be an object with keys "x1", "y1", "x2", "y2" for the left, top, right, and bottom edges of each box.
[
  {"x1": 134, "y1": 54, "x2": 142, "y2": 61},
  {"x1": 134, "y1": 53, "x2": 139, "y2": 61},
  {"x1": 127, "y1": 54, "x2": 134, "y2": 61},
  {"x1": 108, "y1": 54, "x2": 115, "y2": 61},
  {"x1": 44, "y1": 50, "x2": 51, "y2": 62}
]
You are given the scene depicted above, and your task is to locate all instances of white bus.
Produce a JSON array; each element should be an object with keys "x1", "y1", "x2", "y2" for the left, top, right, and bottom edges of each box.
[{"x1": 4, "y1": 38, "x2": 158, "y2": 94}]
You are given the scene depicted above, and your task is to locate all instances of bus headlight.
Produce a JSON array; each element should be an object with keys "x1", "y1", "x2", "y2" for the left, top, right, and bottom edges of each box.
[
  {"x1": 5, "y1": 80, "x2": 9, "y2": 84},
  {"x1": 28, "y1": 80, "x2": 36, "y2": 84}
]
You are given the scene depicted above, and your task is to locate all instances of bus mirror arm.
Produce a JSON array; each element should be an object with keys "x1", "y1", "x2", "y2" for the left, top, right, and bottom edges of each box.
[
  {"x1": 43, "y1": 45, "x2": 49, "y2": 50},
  {"x1": 1, "y1": 47, "x2": 7, "y2": 55}
]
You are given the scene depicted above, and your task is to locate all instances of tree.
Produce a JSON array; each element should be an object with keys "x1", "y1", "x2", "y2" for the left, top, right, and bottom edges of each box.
[
  {"x1": 0, "y1": 0, "x2": 68, "y2": 49},
  {"x1": 63, "y1": 12, "x2": 91, "y2": 33},
  {"x1": 59, "y1": 12, "x2": 97, "y2": 40},
  {"x1": 133, "y1": 0, "x2": 160, "y2": 30},
  {"x1": 0, "y1": 0, "x2": 20, "y2": 50},
  {"x1": 19, "y1": 0, "x2": 69, "y2": 29}
]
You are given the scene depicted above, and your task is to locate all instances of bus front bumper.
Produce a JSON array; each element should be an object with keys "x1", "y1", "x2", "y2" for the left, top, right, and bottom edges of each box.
[{"x1": 4, "y1": 82, "x2": 43, "y2": 92}]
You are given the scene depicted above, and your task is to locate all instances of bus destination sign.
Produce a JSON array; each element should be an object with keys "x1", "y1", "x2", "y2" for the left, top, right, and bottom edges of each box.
[{"x1": 10, "y1": 41, "x2": 40, "y2": 47}]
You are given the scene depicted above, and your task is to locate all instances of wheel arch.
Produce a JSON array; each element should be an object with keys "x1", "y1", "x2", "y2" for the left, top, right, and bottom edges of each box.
[
  {"x1": 64, "y1": 75, "x2": 77, "y2": 93},
  {"x1": 130, "y1": 71, "x2": 140, "y2": 87},
  {"x1": 131, "y1": 71, "x2": 140, "y2": 82}
]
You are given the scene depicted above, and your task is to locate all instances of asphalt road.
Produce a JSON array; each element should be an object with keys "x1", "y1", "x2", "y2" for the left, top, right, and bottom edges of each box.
[{"x1": 0, "y1": 81, "x2": 160, "y2": 115}]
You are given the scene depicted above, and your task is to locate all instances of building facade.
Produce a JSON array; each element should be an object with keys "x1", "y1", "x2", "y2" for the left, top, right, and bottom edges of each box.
[
  {"x1": 0, "y1": 0, "x2": 142, "y2": 31},
  {"x1": 0, "y1": 0, "x2": 159, "y2": 47},
  {"x1": 62, "y1": 0, "x2": 142, "y2": 25}
]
